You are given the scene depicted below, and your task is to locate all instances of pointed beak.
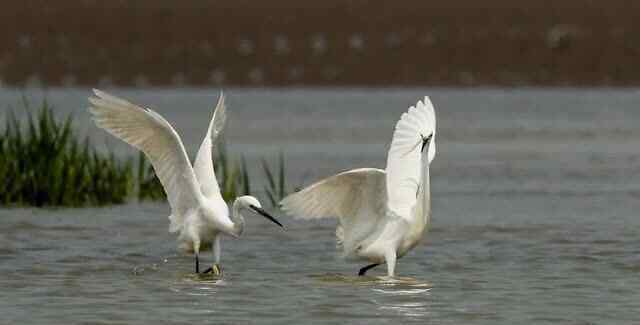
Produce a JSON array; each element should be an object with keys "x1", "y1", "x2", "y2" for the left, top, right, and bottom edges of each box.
[
  {"x1": 421, "y1": 134, "x2": 433, "y2": 152},
  {"x1": 250, "y1": 205, "x2": 284, "y2": 228}
]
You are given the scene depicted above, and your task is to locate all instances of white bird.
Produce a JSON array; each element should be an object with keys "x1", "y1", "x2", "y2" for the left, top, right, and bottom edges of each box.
[
  {"x1": 280, "y1": 97, "x2": 436, "y2": 277},
  {"x1": 88, "y1": 89, "x2": 283, "y2": 275}
]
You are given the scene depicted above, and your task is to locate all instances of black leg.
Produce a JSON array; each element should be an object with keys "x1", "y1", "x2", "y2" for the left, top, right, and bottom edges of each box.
[
  {"x1": 358, "y1": 263, "x2": 380, "y2": 276},
  {"x1": 195, "y1": 254, "x2": 200, "y2": 273}
]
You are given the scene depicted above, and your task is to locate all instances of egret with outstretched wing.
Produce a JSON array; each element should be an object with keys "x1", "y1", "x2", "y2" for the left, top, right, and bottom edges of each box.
[
  {"x1": 88, "y1": 89, "x2": 283, "y2": 275},
  {"x1": 280, "y1": 97, "x2": 436, "y2": 277}
]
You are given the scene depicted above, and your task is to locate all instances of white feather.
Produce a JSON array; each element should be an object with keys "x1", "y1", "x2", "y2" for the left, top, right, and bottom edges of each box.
[
  {"x1": 280, "y1": 96, "x2": 437, "y2": 277},
  {"x1": 88, "y1": 89, "x2": 202, "y2": 231},
  {"x1": 88, "y1": 90, "x2": 282, "y2": 274},
  {"x1": 280, "y1": 168, "x2": 386, "y2": 254},
  {"x1": 385, "y1": 96, "x2": 436, "y2": 219},
  {"x1": 193, "y1": 92, "x2": 226, "y2": 199}
]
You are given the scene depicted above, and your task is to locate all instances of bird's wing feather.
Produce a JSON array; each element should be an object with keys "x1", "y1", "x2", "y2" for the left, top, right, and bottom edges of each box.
[
  {"x1": 280, "y1": 168, "x2": 386, "y2": 220},
  {"x1": 385, "y1": 96, "x2": 436, "y2": 220},
  {"x1": 193, "y1": 92, "x2": 226, "y2": 198},
  {"x1": 88, "y1": 89, "x2": 202, "y2": 225},
  {"x1": 280, "y1": 168, "x2": 387, "y2": 252}
]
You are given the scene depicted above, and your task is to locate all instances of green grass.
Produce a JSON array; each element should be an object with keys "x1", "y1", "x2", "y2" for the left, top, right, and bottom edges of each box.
[
  {"x1": 0, "y1": 100, "x2": 134, "y2": 206},
  {"x1": 261, "y1": 152, "x2": 288, "y2": 208},
  {"x1": 0, "y1": 100, "x2": 292, "y2": 207}
]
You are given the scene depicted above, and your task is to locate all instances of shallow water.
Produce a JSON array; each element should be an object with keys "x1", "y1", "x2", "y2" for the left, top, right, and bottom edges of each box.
[{"x1": 1, "y1": 87, "x2": 640, "y2": 324}]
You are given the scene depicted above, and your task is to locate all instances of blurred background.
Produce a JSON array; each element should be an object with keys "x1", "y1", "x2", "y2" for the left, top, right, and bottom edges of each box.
[
  {"x1": 2, "y1": 0, "x2": 640, "y2": 87},
  {"x1": 2, "y1": 2, "x2": 640, "y2": 324}
]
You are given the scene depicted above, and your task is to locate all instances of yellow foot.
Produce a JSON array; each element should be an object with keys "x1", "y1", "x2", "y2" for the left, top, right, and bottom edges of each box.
[
  {"x1": 203, "y1": 264, "x2": 223, "y2": 276},
  {"x1": 212, "y1": 264, "x2": 222, "y2": 276}
]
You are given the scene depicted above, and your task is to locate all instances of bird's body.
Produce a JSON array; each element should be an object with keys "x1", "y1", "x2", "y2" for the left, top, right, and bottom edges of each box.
[
  {"x1": 174, "y1": 196, "x2": 231, "y2": 254},
  {"x1": 88, "y1": 89, "x2": 282, "y2": 274},
  {"x1": 281, "y1": 97, "x2": 436, "y2": 277}
]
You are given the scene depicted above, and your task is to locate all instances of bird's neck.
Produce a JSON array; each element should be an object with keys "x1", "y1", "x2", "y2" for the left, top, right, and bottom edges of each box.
[
  {"x1": 401, "y1": 156, "x2": 431, "y2": 252},
  {"x1": 230, "y1": 199, "x2": 246, "y2": 237},
  {"x1": 415, "y1": 156, "x2": 431, "y2": 230}
]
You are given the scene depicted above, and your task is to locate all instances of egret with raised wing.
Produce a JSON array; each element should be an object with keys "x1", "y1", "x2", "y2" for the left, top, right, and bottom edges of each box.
[
  {"x1": 88, "y1": 89, "x2": 284, "y2": 275},
  {"x1": 280, "y1": 97, "x2": 436, "y2": 277}
]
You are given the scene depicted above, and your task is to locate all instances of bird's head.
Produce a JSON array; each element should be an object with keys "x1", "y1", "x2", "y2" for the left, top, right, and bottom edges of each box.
[
  {"x1": 420, "y1": 132, "x2": 436, "y2": 164},
  {"x1": 235, "y1": 196, "x2": 284, "y2": 228}
]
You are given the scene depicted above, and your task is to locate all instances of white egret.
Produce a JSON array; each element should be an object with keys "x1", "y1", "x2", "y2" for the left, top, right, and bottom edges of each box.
[
  {"x1": 280, "y1": 97, "x2": 436, "y2": 277},
  {"x1": 88, "y1": 89, "x2": 283, "y2": 275}
]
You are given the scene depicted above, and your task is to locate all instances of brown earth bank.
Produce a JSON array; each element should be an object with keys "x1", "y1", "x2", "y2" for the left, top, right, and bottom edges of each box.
[{"x1": 1, "y1": 0, "x2": 640, "y2": 87}]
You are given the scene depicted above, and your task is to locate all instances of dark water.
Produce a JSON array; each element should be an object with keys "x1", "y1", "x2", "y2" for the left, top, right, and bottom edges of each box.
[{"x1": 1, "y1": 88, "x2": 639, "y2": 324}]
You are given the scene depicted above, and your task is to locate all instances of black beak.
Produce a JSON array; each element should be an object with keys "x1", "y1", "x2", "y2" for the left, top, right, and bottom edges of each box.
[
  {"x1": 250, "y1": 205, "x2": 284, "y2": 228},
  {"x1": 421, "y1": 133, "x2": 433, "y2": 152}
]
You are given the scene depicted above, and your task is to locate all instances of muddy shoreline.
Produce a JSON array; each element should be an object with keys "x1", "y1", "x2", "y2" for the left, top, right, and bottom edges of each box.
[{"x1": 2, "y1": 1, "x2": 639, "y2": 87}]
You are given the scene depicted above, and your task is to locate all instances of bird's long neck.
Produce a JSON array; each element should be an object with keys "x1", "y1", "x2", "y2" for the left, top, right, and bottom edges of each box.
[
  {"x1": 230, "y1": 199, "x2": 246, "y2": 237},
  {"x1": 415, "y1": 150, "x2": 432, "y2": 231}
]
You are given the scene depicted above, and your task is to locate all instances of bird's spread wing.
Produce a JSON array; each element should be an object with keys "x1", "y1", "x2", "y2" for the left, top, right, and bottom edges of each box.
[
  {"x1": 280, "y1": 168, "x2": 386, "y2": 220},
  {"x1": 280, "y1": 168, "x2": 387, "y2": 252},
  {"x1": 88, "y1": 89, "x2": 202, "y2": 224},
  {"x1": 193, "y1": 92, "x2": 226, "y2": 198},
  {"x1": 385, "y1": 97, "x2": 436, "y2": 219}
]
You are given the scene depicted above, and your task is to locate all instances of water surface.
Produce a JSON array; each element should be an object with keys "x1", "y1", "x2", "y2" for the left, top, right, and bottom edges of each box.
[{"x1": 1, "y1": 88, "x2": 639, "y2": 324}]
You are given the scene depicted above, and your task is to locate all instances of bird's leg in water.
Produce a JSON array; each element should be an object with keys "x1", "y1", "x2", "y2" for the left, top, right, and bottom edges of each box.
[
  {"x1": 212, "y1": 236, "x2": 223, "y2": 275},
  {"x1": 203, "y1": 236, "x2": 223, "y2": 276},
  {"x1": 194, "y1": 240, "x2": 201, "y2": 273},
  {"x1": 358, "y1": 263, "x2": 380, "y2": 276},
  {"x1": 385, "y1": 250, "x2": 397, "y2": 277}
]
